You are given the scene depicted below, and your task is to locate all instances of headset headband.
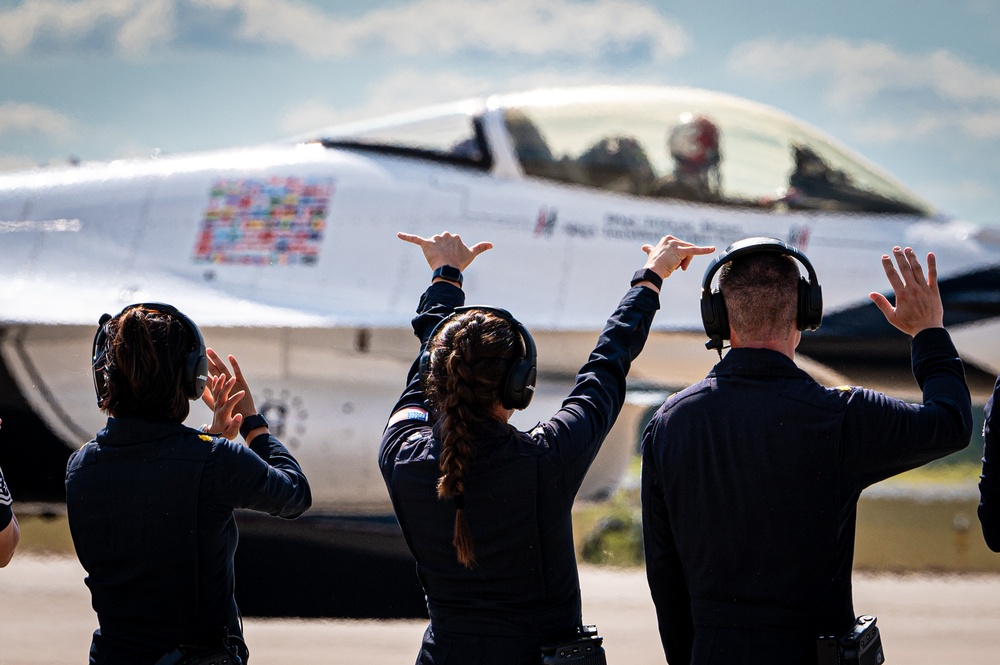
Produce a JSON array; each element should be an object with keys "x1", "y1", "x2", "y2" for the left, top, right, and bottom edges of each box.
[
  {"x1": 700, "y1": 237, "x2": 823, "y2": 352},
  {"x1": 92, "y1": 302, "x2": 209, "y2": 405}
]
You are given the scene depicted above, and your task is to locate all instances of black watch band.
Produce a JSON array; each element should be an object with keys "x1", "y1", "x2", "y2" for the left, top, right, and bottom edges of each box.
[
  {"x1": 631, "y1": 268, "x2": 663, "y2": 290},
  {"x1": 240, "y1": 413, "x2": 269, "y2": 439},
  {"x1": 432, "y1": 265, "x2": 463, "y2": 286}
]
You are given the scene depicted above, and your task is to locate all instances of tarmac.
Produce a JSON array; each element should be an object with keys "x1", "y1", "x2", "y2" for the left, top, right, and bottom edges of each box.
[{"x1": 1, "y1": 555, "x2": 998, "y2": 664}]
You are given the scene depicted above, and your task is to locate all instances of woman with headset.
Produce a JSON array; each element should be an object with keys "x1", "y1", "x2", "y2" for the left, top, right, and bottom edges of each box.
[
  {"x1": 66, "y1": 303, "x2": 311, "y2": 665},
  {"x1": 381, "y1": 231, "x2": 714, "y2": 664}
]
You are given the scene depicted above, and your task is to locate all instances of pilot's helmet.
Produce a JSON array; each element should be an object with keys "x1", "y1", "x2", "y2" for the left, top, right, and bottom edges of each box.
[{"x1": 668, "y1": 113, "x2": 721, "y2": 172}]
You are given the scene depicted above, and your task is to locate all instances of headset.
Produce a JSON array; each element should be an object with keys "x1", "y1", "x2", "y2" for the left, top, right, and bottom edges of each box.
[
  {"x1": 419, "y1": 305, "x2": 537, "y2": 410},
  {"x1": 92, "y1": 302, "x2": 209, "y2": 405},
  {"x1": 700, "y1": 237, "x2": 823, "y2": 352}
]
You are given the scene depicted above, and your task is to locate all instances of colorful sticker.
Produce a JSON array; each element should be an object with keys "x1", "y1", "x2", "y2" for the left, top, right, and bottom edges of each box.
[{"x1": 193, "y1": 176, "x2": 334, "y2": 266}]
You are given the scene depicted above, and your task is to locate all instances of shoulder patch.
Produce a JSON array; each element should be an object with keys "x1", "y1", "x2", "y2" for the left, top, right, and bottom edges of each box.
[
  {"x1": 0, "y1": 466, "x2": 11, "y2": 506},
  {"x1": 388, "y1": 407, "x2": 430, "y2": 426}
]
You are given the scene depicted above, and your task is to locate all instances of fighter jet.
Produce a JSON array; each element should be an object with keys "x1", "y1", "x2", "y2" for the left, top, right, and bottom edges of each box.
[{"x1": 1, "y1": 85, "x2": 997, "y2": 614}]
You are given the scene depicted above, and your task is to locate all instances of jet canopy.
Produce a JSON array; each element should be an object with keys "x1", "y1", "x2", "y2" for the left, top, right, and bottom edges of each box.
[{"x1": 316, "y1": 86, "x2": 935, "y2": 216}]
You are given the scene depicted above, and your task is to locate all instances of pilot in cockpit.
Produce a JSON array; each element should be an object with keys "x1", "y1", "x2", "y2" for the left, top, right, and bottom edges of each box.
[{"x1": 650, "y1": 113, "x2": 722, "y2": 203}]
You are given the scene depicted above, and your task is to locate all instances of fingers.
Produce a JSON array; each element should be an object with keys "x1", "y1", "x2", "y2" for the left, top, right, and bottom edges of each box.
[
  {"x1": 222, "y1": 389, "x2": 246, "y2": 412},
  {"x1": 469, "y1": 241, "x2": 494, "y2": 258},
  {"x1": 228, "y1": 354, "x2": 245, "y2": 383},
  {"x1": 869, "y1": 292, "x2": 894, "y2": 319},
  {"x1": 397, "y1": 231, "x2": 427, "y2": 246},
  {"x1": 926, "y1": 252, "x2": 938, "y2": 288},
  {"x1": 205, "y1": 348, "x2": 231, "y2": 379},
  {"x1": 201, "y1": 384, "x2": 216, "y2": 410},
  {"x1": 880, "y1": 252, "x2": 905, "y2": 292},
  {"x1": 899, "y1": 246, "x2": 925, "y2": 286}
]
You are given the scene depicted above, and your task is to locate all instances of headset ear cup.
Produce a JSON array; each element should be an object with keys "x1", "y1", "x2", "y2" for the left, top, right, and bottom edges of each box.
[
  {"x1": 188, "y1": 351, "x2": 209, "y2": 399},
  {"x1": 701, "y1": 290, "x2": 729, "y2": 344},
  {"x1": 796, "y1": 277, "x2": 825, "y2": 331},
  {"x1": 503, "y1": 360, "x2": 536, "y2": 410},
  {"x1": 807, "y1": 281, "x2": 824, "y2": 330},
  {"x1": 714, "y1": 291, "x2": 729, "y2": 341},
  {"x1": 797, "y1": 278, "x2": 810, "y2": 331}
]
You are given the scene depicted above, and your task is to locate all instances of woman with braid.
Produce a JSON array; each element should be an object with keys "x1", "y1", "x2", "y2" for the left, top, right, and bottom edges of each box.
[{"x1": 380, "y1": 230, "x2": 713, "y2": 664}]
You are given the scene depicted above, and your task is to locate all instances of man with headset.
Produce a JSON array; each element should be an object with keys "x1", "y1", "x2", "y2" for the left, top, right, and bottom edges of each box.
[{"x1": 640, "y1": 238, "x2": 972, "y2": 664}]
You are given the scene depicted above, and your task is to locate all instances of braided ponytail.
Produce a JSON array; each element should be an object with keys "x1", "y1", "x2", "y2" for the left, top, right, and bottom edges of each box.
[{"x1": 424, "y1": 311, "x2": 522, "y2": 568}]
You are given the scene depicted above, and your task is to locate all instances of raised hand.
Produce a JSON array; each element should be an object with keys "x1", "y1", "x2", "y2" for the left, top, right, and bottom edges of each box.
[
  {"x1": 205, "y1": 348, "x2": 258, "y2": 421},
  {"x1": 397, "y1": 231, "x2": 493, "y2": 272},
  {"x1": 641, "y1": 236, "x2": 717, "y2": 280},
  {"x1": 201, "y1": 373, "x2": 245, "y2": 440},
  {"x1": 869, "y1": 246, "x2": 944, "y2": 336}
]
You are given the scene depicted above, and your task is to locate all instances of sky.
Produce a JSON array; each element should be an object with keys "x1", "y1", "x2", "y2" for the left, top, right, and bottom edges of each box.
[{"x1": 1, "y1": 0, "x2": 999, "y2": 224}]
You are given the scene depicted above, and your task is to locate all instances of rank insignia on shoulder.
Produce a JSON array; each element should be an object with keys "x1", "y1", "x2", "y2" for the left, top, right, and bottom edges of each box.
[
  {"x1": 198, "y1": 434, "x2": 214, "y2": 442},
  {"x1": 0, "y1": 470, "x2": 11, "y2": 506}
]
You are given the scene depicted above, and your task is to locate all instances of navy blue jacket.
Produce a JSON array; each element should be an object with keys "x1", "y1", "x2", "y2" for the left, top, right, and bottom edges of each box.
[
  {"x1": 66, "y1": 417, "x2": 311, "y2": 665},
  {"x1": 641, "y1": 328, "x2": 972, "y2": 665},
  {"x1": 979, "y1": 375, "x2": 1000, "y2": 551},
  {"x1": 380, "y1": 281, "x2": 658, "y2": 664}
]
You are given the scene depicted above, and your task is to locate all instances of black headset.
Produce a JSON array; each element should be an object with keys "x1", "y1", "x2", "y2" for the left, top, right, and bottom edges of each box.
[
  {"x1": 419, "y1": 305, "x2": 537, "y2": 410},
  {"x1": 92, "y1": 302, "x2": 209, "y2": 405},
  {"x1": 700, "y1": 237, "x2": 823, "y2": 352}
]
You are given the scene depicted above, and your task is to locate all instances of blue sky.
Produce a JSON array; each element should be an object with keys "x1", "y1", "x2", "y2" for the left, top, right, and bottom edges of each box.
[{"x1": 1, "y1": 0, "x2": 998, "y2": 223}]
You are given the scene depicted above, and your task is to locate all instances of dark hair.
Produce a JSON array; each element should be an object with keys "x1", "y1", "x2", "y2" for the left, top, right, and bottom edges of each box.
[
  {"x1": 719, "y1": 253, "x2": 800, "y2": 342},
  {"x1": 98, "y1": 307, "x2": 195, "y2": 421},
  {"x1": 423, "y1": 310, "x2": 522, "y2": 568}
]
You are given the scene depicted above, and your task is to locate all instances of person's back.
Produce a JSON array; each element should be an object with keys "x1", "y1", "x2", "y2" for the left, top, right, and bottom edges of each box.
[
  {"x1": 390, "y1": 417, "x2": 602, "y2": 642},
  {"x1": 69, "y1": 424, "x2": 226, "y2": 661},
  {"x1": 66, "y1": 304, "x2": 310, "y2": 664},
  {"x1": 641, "y1": 240, "x2": 972, "y2": 664},
  {"x1": 648, "y1": 357, "x2": 852, "y2": 628}
]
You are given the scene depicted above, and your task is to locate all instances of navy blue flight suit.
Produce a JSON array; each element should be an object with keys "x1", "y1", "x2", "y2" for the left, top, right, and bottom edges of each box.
[
  {"x1": 641, "y1": 328, "x2": 972, "y2": 665},
  {"x1": 979, "y1": 374, "x2": 1000, "y2": 551},
  {"x1": 380, "y1": 281, "x2": 658, "y2": 665},
  {"x1": 66, "y1": 418, "x2": 311, "y2": 665}
]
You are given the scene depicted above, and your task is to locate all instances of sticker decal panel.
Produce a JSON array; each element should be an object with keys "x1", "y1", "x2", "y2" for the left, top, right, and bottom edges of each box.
[{"x1": 193, "y1": 176, "x2": 333, "y2": 266}]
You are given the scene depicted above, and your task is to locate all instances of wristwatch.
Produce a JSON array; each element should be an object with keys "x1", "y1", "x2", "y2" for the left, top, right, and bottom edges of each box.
[
  {"x1": 432, "y1": 265, "x2": 463, "y2": 286},
  {"x1": 239, "y1": 413, "x2": 269, "y2": 439},
  {"x1": 631, "y1": 268, "x2": 663, "y2": 290}
]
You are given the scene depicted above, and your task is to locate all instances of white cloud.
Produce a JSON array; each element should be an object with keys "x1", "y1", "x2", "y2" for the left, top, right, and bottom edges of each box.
[
  {"x1": 0, "y1": 0, "x2": 169, "y2": 55},
  {"x1": 0, "y1": 153, "x2": 42, "y2": 172},
  {"x1": 728, "y1": 37, "x2": 1000, "y2": 149},
  {"x1": 279, "y1": 67, "x2": 643, "y2": 136},
  {"x1": 728, "y1": 38, "x2": 1000, "y2": 109},
  {"x1": 0, "y1": 0, "x2": 689, "y2": 61},
  {"x1": 0, "y1": 102, "x2": 74, "y2": 137}
]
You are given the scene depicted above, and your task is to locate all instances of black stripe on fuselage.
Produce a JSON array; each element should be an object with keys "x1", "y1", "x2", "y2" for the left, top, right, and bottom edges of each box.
[
  {"x1": 0, "y1": 328, "x2": 72, "y2": 503},
  {"x1": 799, "y1": 264, "x2": 1000, "y2": 364}
]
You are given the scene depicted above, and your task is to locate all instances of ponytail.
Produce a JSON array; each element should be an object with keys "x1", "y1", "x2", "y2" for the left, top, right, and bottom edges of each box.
[
  {"x1": 100, "y1": 307, "x2": 192, "y2": 421},
  {"x1": 424, "y1": 311, "x2": 521, "y2": 568}
]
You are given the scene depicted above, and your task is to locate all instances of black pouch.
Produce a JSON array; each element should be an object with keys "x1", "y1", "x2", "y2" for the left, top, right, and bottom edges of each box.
[
  {"x1": 154, "y1": 638, "x2": 244, "y2": 665},
  {"x1": 541, "y1": 625, "x2": 607, "y2": 665},
  {"x1": 816, "y1": 615, "x2": 885, "y2": 665}
]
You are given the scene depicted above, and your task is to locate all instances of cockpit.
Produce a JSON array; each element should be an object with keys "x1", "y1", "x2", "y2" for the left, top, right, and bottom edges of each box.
[{"x1": 315, "y1": 86, "x2": 934, "y2": 217}]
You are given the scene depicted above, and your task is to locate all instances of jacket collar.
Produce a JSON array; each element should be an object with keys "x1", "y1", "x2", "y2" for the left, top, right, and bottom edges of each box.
[
  {"x1": 94, "y1": 417, "x2": 195, "y2": 447},
  {"x1": 712, "y1": 347, "x2": 812, "y2": 381}
]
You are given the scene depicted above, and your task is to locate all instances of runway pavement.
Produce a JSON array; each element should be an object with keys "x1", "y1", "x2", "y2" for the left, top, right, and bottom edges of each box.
[{"x1": 0, "y1": 554, "x2": 997, "y2": 664}]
